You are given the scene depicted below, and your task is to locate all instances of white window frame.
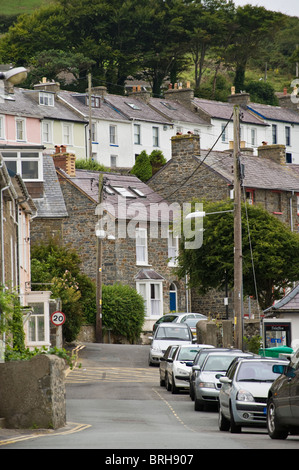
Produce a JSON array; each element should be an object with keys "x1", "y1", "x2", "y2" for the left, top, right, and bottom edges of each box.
[
  {"x1": 109, "y1": 125, "x2": 118, "y2": 145},
  {"x1": 134, "y1": 124, "x2": 141, "y2": 145},
  {"x1": 0, "y1": 115, "x2": 5, "y2": 140},
  {"x1": 136, "y1": 227, "x2": 148, "y2": 265},
  {"x1": 16, "y1": 117, "x2": 26, "y2": 142},
  {"x1": 221, "y1": 123, "x2": 227, "y2": 143},
  {"x1": 2, "y1": 150, "x2": 43, "y2": 181},
  {"x1": 39, "y1": 92, "x2": 54, "y2": 106},
  {"x1": 136, "y1": 281, "x2": 163, "y2": 318},
  {"x1": 42, "y1": 120, "x2": 53, "y2": 144},
  {"x1": 110, "y1": 155, "x2": 117, "y2": 167},
  {"x1": 152, "y1": 126, "x2": 159, "y2": 147},
  {"x1": 251, "y1": 128, "x2": 257, "y2": 146},
  {"x1": 168, "y1": 230, "x2": 179, "y2": 267},
  {"x1": 285, "y1": 126, "x2": 291, "y2": 147},
  {"x1": 62, "y1": 122, "x2": 73, "y2": 145}
]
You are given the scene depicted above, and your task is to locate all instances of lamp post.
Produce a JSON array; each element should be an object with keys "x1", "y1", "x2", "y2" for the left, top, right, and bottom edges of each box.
[{"x1": 0, "y1": 66, "x2": 27, "y2": 85}]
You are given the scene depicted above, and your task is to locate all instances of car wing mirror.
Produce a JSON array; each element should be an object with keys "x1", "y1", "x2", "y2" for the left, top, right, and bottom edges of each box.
[{"x1": 219, "y1": 376, "x2": 231, "y2": 384}]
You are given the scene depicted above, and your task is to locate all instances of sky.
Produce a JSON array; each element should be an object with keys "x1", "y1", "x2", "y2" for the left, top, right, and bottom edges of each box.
[{"x1": 232, "y1": 0, "x2": 299, "y2": 17}]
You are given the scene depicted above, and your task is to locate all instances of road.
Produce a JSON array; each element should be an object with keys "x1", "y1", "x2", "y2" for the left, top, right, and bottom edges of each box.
[{"x1": 1, "y1": 342, "x2": 299, "y2": 452}]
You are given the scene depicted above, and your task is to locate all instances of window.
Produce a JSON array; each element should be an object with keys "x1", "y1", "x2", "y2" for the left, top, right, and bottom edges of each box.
[
  {"x1": 28, "y1": 302, "x2": 46, "y2": 343},
  {"x1": 221, "y1": 123, "x2": 227, "y2": 143},
  {"x1": 91, "y1": 122, "x2": 97, "y2": 142},
  {"x1": 16, "y1": 118, "x2": 26, "y2": 141},
  {"x1": 136, "y1": 227, "x2": 148, "y2": 265},
  {"x1": 126, "y1": 102, "x2": 141, "y2": 110},
  {"x1": 168, "y1": 231, "x2": 179, "y2": 266},
  {"x1": 110, "y1": 155, "x2": 117, "y2": 167},
  {"x1": 42, "y1": 120, "x2": 52, "y2": 143},
  {"x1": 86, "y1": 95, "x2": 101, "y2": 108},
  {"x1": 152, "y1": 127, "x2": 159, "y2": 147},
  {"x1": 112, "y1": 186, "x2": 135, "y2": 198},
  {"x1": 245, "y1": 190, "x2": 254, "y2": 205},
  {"x1": 272, "y1": 124, "x2": 277, "y2": 145},
  {"x1": 250, "y1": 128, "x2": 256, "y2": 146},
  {"x1": 0, "y1": 115, "x2": 4, "y2": 139},
  {"x1": 272, "y1": 191, "x2": 282, "y2": 214},
  {"x1": 62, "y1": 123, "x2": 72, "y2": 145},
  {"x1": 2, "y1": 151, "x2": 42, "y2": 180},
  {"x1": 285, "y1": 126, "x2": 291, "y2": 146},
  {"x1": 134, "y1": 124, "x2": 141, "y2": 144},
  {"x1": 286, "y1": 153, "x2": 292, "y2": 164},
  {"x1": 136, "y1": 281, "x2": 163, "y2": 317},
  {"x1": 109, "y1": 125, "x2": 117, "y2": 145},
  {"x1": 39, "y1": 92, "x2": 54, "y2": 106}
]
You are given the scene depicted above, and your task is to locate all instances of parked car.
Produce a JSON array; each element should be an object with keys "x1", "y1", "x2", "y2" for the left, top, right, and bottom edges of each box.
[
  {"x1": 173, "y1": 313, "x2": 207, "y2": 339},
  {"x1": 218, "y1": 356, "x2": 289, "y2": 434},
  {"x1": 267, "y1": 347, "x2": 299, "y2": 439},
  {"x1": 153, "y1": 312, "x2": 207, "y2": 332},
  {"x1": 165, "y1": 344, "x2": 211, "y2": 394},
  {"x1": 193, "y1": 350, "x2": 253, "y2": 411},
  {"x1": 189, "y1": 346, "x2": 218, "y2": 400},
  {"x1": 159, "y1": 345, "x2": 178, "y2": 387},
  {"x1": 148, "y1": 322, "x2": 194, "y2": 366}
]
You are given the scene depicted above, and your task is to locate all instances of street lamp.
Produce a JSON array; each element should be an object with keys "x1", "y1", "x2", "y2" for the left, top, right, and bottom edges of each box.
[{"x1": 0, "y1": 67, "x2": 27, "y2": 85}]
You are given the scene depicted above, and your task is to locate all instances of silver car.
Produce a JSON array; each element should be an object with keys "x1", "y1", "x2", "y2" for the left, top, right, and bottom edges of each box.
[
  {"x1": 159, "y1": 345, "x2": 178, "y2": 387},
  {"x1": 219, "y1": 356, "x2": 289, "y2": 433},
  {"x1": 166, "y1": 344, "x2": 209, "y2": 394},
  {"x1": 148, "y1": 322, "x2": 193, "y2": 366},
  {"x1": 193, "y1": 350, "x2": 253, "y2": 411}
]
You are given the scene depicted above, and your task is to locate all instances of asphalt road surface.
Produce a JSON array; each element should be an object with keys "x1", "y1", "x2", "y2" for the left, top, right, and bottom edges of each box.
[{"x1": 1, "y1": 342, "x2": 299, "y2": 453}]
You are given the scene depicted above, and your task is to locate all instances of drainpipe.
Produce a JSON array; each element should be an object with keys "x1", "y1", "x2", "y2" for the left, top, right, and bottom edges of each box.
[{"x1": 1, "y1": 185, "x2": 9, "y2": 287}]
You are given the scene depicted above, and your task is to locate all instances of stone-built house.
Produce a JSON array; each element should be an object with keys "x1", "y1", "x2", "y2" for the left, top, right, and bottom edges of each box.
[
  {"x1": 52, "y1": 153, "x2": 187, "y2": 331},
  {"x1": 148, "y1": 133, "x2": 299, "y2": 318}
]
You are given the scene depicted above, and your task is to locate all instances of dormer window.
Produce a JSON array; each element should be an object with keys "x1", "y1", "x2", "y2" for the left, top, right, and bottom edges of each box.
[
  {"x1": 86, "y1": 95, "x2": 101, "y2": 108},
  {"x1": 39, "y1": 92, "x2": 54, "y2": 106}
]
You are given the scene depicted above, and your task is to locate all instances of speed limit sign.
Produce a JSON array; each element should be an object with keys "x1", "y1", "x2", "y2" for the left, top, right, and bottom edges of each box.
[{"x1": 51, "y1": 311, "x2": 66, "y2": 326}]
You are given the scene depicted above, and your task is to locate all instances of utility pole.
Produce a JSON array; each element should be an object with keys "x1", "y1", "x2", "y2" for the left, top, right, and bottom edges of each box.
[
  {"x1": 233, "y1": 105, "x2": 243, "y2": 350},
  {"x1": 88, "y1": 72, "x2": 92, "y2": 160}
]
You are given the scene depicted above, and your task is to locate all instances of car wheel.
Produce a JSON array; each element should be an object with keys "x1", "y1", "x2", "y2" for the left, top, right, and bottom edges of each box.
[
  {"x1": 229, "y1": 403, "x2": 241, "y2": 433},
  {"x1": 194, "y1": 397, "x2": 204, "y2": 411},
  {"x1": 171, "y1": 374, "x2": 179, "y2": 394},
  {"x1": 160, "y1": 371, "x2": 165, "y2": 387},
  {"x1": 267, "y1": 398, "x2": 289, "y2": 440},
  {"x1": 218, "y1": 407, "x2": 230, "y2": 431}
]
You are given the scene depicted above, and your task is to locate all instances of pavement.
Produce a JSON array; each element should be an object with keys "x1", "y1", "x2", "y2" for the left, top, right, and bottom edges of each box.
[{"x1": 0, "y1": 343, "x2": 87, "y2": 447}]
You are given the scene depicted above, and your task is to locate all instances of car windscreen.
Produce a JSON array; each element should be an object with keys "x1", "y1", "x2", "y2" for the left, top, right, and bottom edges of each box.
[
  {"x1": 236, "y1": 361, "x2": 286, "y2": 382},
  {"x1": 155, "y1": 326, "x2": 191, "y2": 341},
  {"x1": 203, "y1": 354, "x2": 239, "y2": 372},
  {"x1": 177, "y1": 348, "x2": 200, "y2": 361}
]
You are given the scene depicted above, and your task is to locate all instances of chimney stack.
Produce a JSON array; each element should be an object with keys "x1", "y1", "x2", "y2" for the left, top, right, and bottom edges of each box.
[
  {"x1": 257, "y1": 144, "x2": 286, "y2": 165},
  {"x1": 227, "y1": 91, "x2": 250, "y2": 107},
  {"x1": 164, "y1": 84, "x2": 195, "y2": 110},
  {"x1": 171, "y1": 133, "x2": 200, "y2": 164},
  {"x1": 52, "y1": 147, "x2": 76, "y2": 176}
]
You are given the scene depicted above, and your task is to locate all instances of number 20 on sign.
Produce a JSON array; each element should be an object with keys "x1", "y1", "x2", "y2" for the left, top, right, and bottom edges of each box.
[{"x1": 51, "y1": 311, "x2": 66, "y2": 326}]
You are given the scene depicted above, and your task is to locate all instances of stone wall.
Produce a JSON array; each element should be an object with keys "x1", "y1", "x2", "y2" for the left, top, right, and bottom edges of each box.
[{"x1": 0, "y1": 354, "x2": 66, "y2": 429}]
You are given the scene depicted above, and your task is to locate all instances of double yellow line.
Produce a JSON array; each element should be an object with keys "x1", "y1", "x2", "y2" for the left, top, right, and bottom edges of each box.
[{"x1": 0, "y1": 422, "x2": 91, "y2": 447}]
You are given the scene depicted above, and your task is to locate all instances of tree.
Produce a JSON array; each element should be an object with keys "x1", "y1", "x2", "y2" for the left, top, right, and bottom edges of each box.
[
  {"x1": 176, "y1": 200, "x2": 299, "y2": 310},
  {"x1": 130, "y1": 151, "x2": 152, "y2": 181},
  {"x1": 225, "y1": 5, "x2": 283, "y2": 92}
]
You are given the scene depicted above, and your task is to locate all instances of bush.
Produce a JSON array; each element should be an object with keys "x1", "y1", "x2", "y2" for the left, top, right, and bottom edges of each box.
[
  {"x1": 130, "y1": 151, "x2": 152, "y2": 181},
  {"x1": 244, "y1": 81, "x2": 279, "y2": 105},
  {"x1": 149, "y1": 150, "x2": 167, "y2": 175},
  {"x1": 75, "y1": 158, "x2": 109, "y2": 172},
  {"x1": 102, "y1": 284, "x2": 145, "y2": 343}
]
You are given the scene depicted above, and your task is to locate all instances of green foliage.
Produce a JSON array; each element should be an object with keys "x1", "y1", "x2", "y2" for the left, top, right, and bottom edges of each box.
[
  {"x1": 102, "y1": 283, "x2": 145, "y2": 344},
  {"x1": 0, "y1": 287, "x2": 25, "y2": 353},
  {"x1": 31, "y1": 238, "x2": 96, "y2": 342},
  {"x1": 75, "y1": 159, "x2": 109, "y2": 172},
  {"x1": 130, "y1": 150, "x2": 152, "y2": 181},
  {"x1": 244, "y1": 81, "x2": 279, "y2": 106},
  {"x1": 243, "y1": 335, "x2": 262, "y2": 354},
  {"x1": 176, "y1": 199, "x2": 299, "y2": 310},
  {"x1": 149, "y1": 150, "x2": 167, "y2": 175},
  {"x1": 5, "y1": 345, "x2": 76, "y2": 369}
]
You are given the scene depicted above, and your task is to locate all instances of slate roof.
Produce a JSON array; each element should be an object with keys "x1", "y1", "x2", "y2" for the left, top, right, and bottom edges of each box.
[
  {"x1": 0, "y1": 87, "x2": 85, "y2": 123},
  {"x1": 148, "y1": 97, "x2": 210, "y2": 126},
  {"x1": 193, "y1": 97, "x2": 267, "y2": 126},
  {"x1": 58, "y1": 90, "x2": 129, "y2": 122},
  {"x1": 135, "y1": 269, "x2": 165, "y2": 280},
  {"x1": 247, "y1": 102, "x2": 299, "y2": 125},
  {"x1": 57, "y1": 169, "x2": 173, "y2": 222},
  {"x1": 104, "y1": 94, "x2": 172, "y2": 125},
  {"x1": 33, "y1": 154, "x2": 68, "y2": 218},
  {"x1": 196, "y1": 150, "x2": 299, "y2": 192},
  {"x1": 264, "y1": 284, "x2": 299, "y2": 313}
]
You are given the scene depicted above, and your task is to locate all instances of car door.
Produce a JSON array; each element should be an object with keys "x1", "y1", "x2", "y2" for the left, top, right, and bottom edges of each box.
[{"x1": 220, "y1": 361, "x2": 238, "y2": 417}]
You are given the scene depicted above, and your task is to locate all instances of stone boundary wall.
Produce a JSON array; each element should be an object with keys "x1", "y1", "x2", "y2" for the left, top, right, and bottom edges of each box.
[{"x1": 0, "y1": 354, "x2": 66, "y2": 429}]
